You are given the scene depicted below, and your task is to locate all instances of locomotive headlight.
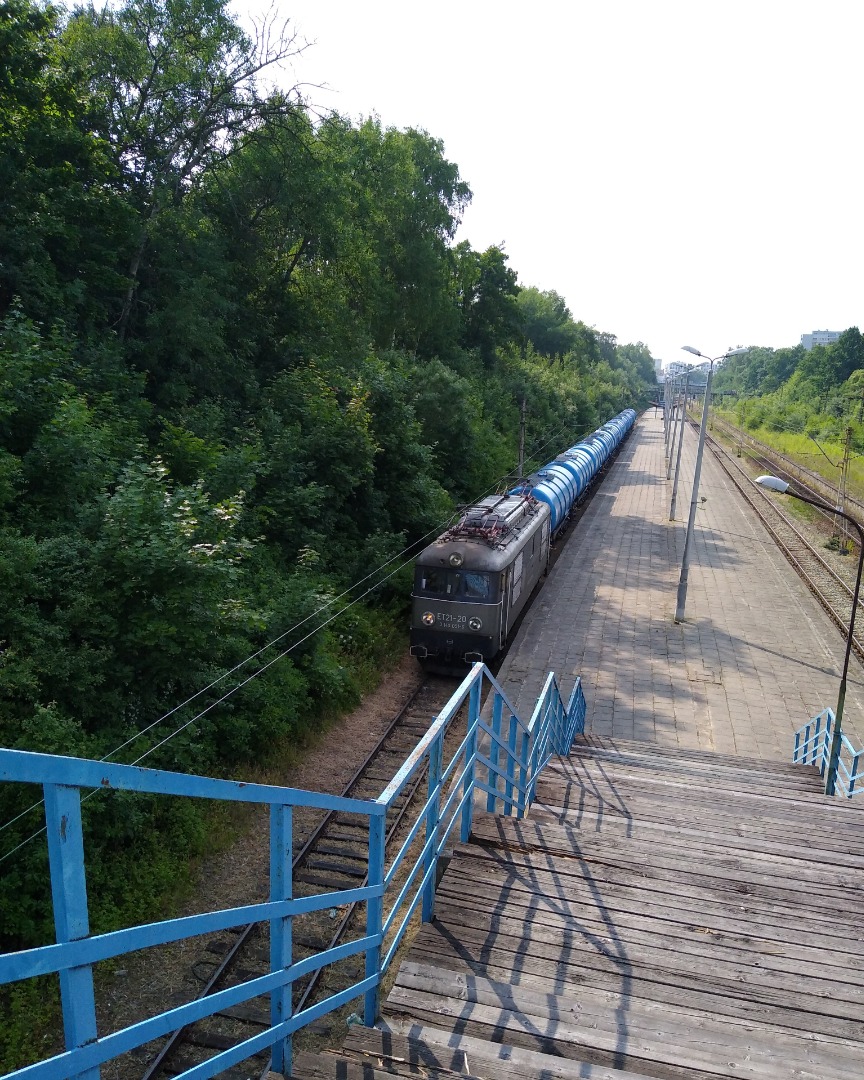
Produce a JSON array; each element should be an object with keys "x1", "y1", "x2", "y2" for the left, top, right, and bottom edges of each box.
[
  {"x1": 449, "y1": 552, "x2": 464, "y2": 567},
  {"x1": 468, "y1": 616, "x2": 483, "y2": 631},
  {"x1": 421, "y1": 611, "x2": 435, "y2": 626}
]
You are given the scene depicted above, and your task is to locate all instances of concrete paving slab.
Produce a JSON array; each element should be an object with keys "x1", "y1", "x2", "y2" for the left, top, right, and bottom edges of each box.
[{"x1": 495, "y1": 412, "x2": 864, "y2": 759}]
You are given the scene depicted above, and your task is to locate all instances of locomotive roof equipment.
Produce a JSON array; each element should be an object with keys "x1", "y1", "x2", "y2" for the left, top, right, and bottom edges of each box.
[{"x1": 410, "y1": 408, "x2": 636, "y2": 671}]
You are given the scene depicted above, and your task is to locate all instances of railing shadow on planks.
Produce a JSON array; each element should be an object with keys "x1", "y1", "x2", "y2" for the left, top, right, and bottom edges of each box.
[
  {"x1": 793, "y1": 708, "x2": 864, "y2": 797},
  {"x1": 0, "y1": 662, "x2": 586, "y2": 1080}
]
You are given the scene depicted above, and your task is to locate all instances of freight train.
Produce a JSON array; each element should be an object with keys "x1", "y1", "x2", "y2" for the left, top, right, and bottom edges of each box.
[{"x1": 409, "y1": 408, "x2": 637, "y2": 669}]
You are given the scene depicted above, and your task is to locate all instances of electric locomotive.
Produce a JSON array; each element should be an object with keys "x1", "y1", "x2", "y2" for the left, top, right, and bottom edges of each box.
[{"x1": 409, "y1": 408, "x2": 636, "y2": 669}]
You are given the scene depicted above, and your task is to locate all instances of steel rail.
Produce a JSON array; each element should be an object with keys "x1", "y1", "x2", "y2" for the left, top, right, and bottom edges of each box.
[
  {"x1": 140, "y1": 676, "x2": 452, "y2": 1080},
  {"x1": 703, "y1": 429, "x2": 864, "y2": 662},
  {"x1": 709, "y1": 412, "x2": 864, "y2": 520}
]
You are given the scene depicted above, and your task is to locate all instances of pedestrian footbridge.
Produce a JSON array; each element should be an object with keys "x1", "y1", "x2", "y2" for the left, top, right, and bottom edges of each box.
[{"x1": 2, "y1": 666, "x2": 863, "y2": 1080}]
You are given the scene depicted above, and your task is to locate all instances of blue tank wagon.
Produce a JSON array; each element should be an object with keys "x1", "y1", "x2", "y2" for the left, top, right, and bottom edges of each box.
[{"x1": 410, "y1": 408, "x2": 636, "y2": 668}]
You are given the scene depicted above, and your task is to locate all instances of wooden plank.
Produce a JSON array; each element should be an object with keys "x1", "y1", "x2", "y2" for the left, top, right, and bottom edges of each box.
[
  {"x1": 368, "y1": 741, "x2": 864, "y2": 1080},
  {"x1": 379, "y1": 1021, "x2": 688, "y2": 1080},
  {"x1": 439, "y1": 849, "x2": 864, "y2": 956},
  {"x1": 430, "y1": 891, "x2": 864, "y2": 1007},
  {"x1": 437, "y1": 862, "x2": 864, "y2": 974},
  {"x1": 534, "y1": 777, "x2": 849, "y2": 825},
  {"x1": 385, "y1": 981, "x2": 861, "y2": 1080},
  {"x1": 565, "y1": 745, "x2": 827, "y2": 785},
  {"x1": 569, "y1": 737, "x2": 852, "y2": 786},
  {"x1": 572, "y1": 734, "x2": 817, "y2": 769},
  {"x1": 406, "y1": 924, "x2": 864, "y2": 1038},
  {"x1": 525, "y1": 803, "x2": 864, "y2": 866},
  {"x1": 528, "y1": 796, "x2": 864, "y2": 858},
  {"x1": 393, "y1": 960, "x2": 864, "y2": 1057},
  {"x1": 467, "y1": 816, "x2": 864, "y2": 907},
  {"x1": 456, "y1": 835, "x2": 864, "y2": 937},
  {"x1": 344, "y1": 1025, "x2": 663, "y2": 1080},
  {"x1": 543, "y1": 759, "x2": 864, "y2": 816},
  {"x1": 535, "y1": 772, "x2": 857, "y2": 819},
  {"x1": 539, "y1": 762, "x2": 841, "y2": 808}
]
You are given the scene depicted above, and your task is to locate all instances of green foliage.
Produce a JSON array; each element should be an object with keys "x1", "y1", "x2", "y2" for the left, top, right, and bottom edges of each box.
[
  {"x1": 0, "y1": 0, "x2": 657, "y2": 987},
  {"x1": 0, "y1": 977, "x2": 60, "y2": 1074},
  {"x1": 713, "y1": 327, "x2": 864, "y2": 474},
  {"x1": 517, "y1": 287, "x2": 578, "y2": 358}
]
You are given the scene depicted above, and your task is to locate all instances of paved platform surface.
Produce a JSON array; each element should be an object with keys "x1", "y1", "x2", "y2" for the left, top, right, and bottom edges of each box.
[{"x1": 495, "y1": 412, "x2": 864, "y2": 759}]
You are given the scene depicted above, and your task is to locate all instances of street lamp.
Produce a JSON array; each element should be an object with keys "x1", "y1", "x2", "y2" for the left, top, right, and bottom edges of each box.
[
  {"x1": 756, "y1": 474, "x2": 864, "y2": 796},
  {"x1": 674, "y1": 345, "x2": 749, "y2": 623},
  {"x1": 669, "y1": 370, "x2": 690, "y2": 518}
]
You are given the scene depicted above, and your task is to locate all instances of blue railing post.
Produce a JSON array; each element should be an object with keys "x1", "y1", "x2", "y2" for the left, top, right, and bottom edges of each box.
[
  {"x1": 812, "y1": 714, "x2": 823, "y2": 769},
  {"x1": 422, "y1": 730, "x2": 443, "y2": 921},
  {"x1": 554, "y1": 694, "x2": 566, "y2": 755},
  {"x1": 505, "y1": 713, "x2": 518, "y2": 814},
  {"x1": 364, "y1": 813, "x2": 386, "y2": 1026},
  {"x1": 460, "y1": 672, "x2": 482, "y2": 843},
  {"x1": 528, "y1": 695, "x2": 548, "y2": 807},
  {"x1": 44, "y1": 783, "x2": 100, "y2": 1080},
  {"x1": 486, "y1": 692, "x2": 504, "y2": 813},
  {"x1": 850, "y1": 753, "x2": 861, "y2": 796},
  {"x1": 269, "y1": 803, "x2": 293, "y2": 1077},
  {"x1": 517, "y1": 728, "x2": 530, "y2": 819}
]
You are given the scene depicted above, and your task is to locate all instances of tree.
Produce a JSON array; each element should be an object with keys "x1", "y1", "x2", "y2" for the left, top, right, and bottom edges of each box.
[
  {"x1": 454, "y1": 243, "x2": 521, "y2": 365},
  {"x1": 516, "y1": 287, "x2": 578, "y2": 358},
  {"x1": 0, "y1": 0, "x2": 133, "y2": 330},
  {"x1": 61, "y1": 0, "x2": 307, "y2": 339}
]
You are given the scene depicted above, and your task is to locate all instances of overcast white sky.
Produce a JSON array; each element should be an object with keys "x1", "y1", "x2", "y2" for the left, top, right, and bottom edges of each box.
[{"x1": 234, "y1": 0, "x2": 863, "y2": 368}]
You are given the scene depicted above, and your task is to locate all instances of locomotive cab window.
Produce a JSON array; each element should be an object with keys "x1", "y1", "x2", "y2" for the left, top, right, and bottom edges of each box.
[
  {"x1": 418, "y1": 568, "x2": 447, "y2": 594},
  {"x1": 415, "y1": 567, "x2": 497, "y2": 601},
  {"x1": 462, "y1": 572, "x2": 491, "y2": 599}
]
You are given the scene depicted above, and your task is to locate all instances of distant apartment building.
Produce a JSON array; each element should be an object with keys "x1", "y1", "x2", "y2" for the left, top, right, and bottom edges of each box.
[
  {"x1": 665, "y1": 361, "x2": 691, "y2": 378},
  {"x1": 654, "y1": 359, "x2": 663, "y2": 379},
  {"x1": 801, "y1": 330, "x2": 841, "y2": 351}
]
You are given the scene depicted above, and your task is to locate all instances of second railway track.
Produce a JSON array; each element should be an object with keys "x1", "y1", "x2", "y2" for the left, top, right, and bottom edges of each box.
[
  {"x1": 138, "y1": 674, "x2": 464, "y2": 1080},
  {"x1": 701, "y1": 421, "x2": 864, "y2": 662}
]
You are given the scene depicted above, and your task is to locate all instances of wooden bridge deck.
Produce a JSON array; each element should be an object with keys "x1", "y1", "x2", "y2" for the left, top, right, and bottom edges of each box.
[{"x1": 295, "y1": 736, "x2": 864, "y2": 1079}]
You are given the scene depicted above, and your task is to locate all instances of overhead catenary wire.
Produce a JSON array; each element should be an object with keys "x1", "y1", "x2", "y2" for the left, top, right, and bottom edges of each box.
[
  {"x1": 0, "y1": 544, "x2": 429, "y2": 866},
  {"x1": 0, "y1": 414, "x2": 587, "y2": 859}
]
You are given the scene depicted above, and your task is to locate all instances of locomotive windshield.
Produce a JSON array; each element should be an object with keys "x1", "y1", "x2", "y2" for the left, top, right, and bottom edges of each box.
[{"x1": 416, "y1": 568, "x2": 495, "y2": 601}]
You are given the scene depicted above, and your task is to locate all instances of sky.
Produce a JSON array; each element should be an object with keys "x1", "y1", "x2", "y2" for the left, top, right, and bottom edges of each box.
[{"x1": 232, "y1": 0, "x2": 864, "y2": 369}]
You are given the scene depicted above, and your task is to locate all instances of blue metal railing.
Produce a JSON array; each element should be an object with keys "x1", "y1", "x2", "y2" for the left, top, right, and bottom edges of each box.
[
  {"x1": 793, "y1": 708, "x2": 864, "y2": 797},
  {"x1": 0, "y1": 662, "x2": 585, "y2": 1080}
]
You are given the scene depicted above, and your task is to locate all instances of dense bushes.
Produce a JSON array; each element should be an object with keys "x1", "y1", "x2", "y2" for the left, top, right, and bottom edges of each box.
[{"x1": 0, "y1": 0, "x2": 656, "y2": 962}]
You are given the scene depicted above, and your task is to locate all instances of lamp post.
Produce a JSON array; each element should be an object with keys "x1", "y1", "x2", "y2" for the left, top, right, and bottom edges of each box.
[
  {"x1": 669, "y1": 371, "x2": 690, "y2": 518},
  {"x1": 756, "y1": 474, "x2": 864, "y2": 796},
  {"x1": 667, "y1": 376, "x2": 681, "y2": 480},
  {"x1": 674, "y1": 345, "x2": 749, "y2": 624}
]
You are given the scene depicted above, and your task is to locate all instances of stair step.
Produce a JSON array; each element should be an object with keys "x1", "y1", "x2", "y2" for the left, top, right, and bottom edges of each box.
[
  {"x1": 292, "y1": 1025, "x2": 655, "y2": 1079},
  {"x1": 369, "y1": 1023, "x2": 658, "y2": 1079}
]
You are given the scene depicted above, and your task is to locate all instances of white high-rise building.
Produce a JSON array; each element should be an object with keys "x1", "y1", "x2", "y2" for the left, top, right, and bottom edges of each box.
[{"x1": 801, "y1": 330, "x2": 841, "y2": 351}]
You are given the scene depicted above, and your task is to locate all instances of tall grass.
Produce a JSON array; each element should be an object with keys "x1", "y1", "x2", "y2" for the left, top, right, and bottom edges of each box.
[{"x1": 715, "y1": 408, "x2": 864, "y2": 502}]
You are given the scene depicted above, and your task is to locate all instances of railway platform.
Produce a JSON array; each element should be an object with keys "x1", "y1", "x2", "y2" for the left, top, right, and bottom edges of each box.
[{"x1": 495, "y1": 412, "x2": 864, "y2": 757}]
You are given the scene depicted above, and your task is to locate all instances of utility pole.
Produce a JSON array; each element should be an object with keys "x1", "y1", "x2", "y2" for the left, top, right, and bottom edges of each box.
[{"x1": 839, "y1": 426, "x2": 853, "y2": 549}]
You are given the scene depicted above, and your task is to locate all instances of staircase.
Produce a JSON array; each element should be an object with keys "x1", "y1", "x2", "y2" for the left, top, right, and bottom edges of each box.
[{"x1": 294, "y1": 735, "x2": 864, "y2": 1079}]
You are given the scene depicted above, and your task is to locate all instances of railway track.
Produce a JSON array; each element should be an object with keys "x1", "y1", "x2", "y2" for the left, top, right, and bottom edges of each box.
[
  {"x1": 702, "y1": 425, "x2": 864, "y2": 662},
  {"x1": 139, "y1": 675, "x2": 464, "y2": 1080},
  {"x1": 127, "y1": 422, "x2": 633, "y2": 1080},
  {"x1": 709, "y1": 412, "x2": 864, "y2": 531}
]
